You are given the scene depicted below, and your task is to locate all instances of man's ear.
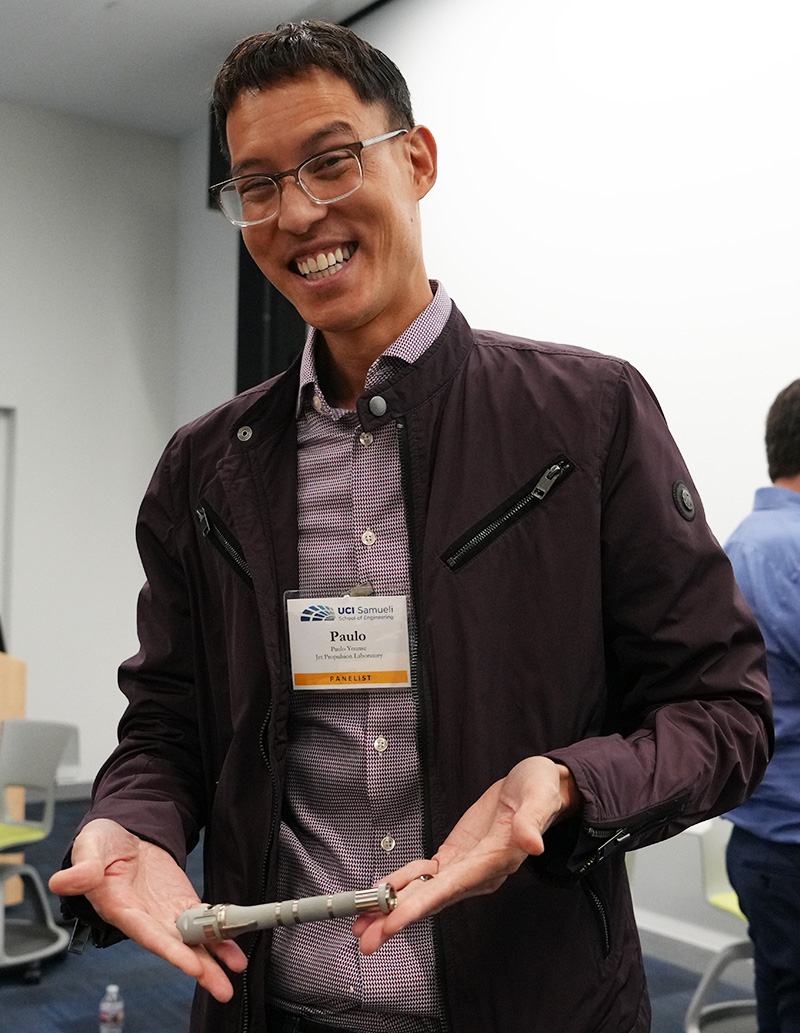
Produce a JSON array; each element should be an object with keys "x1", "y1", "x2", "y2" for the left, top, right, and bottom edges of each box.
[{"x1": 407, "y1": 125, "x2": 438, "y2": 200}]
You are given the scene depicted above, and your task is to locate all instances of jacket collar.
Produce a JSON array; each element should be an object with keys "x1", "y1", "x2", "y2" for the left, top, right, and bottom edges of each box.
[{"x1": 230, "y1": 301, "x2": 475, "y2": 443}]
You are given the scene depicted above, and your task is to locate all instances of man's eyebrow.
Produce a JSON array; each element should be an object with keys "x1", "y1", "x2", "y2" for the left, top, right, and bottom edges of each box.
[
  {"x1": 304, "y1": 121, "x2": 356, "y2": 151},
  {"x1": 229, "y1": 121, "x2": 357, "y2": 178}
]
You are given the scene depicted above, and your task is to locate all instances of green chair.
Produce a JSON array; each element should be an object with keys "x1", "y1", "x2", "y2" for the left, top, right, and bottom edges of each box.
[{"x1": 0, "y1": 719, "x2": 78, "y2": 980}]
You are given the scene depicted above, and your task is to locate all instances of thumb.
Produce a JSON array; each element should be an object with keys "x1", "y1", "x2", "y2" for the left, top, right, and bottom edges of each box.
[
  {"x1": 511, "y1": 807, "x2": 546, "y2": 857},
  {"x1": 49, "y1": 857, "x2": 105, "y2": 897}
]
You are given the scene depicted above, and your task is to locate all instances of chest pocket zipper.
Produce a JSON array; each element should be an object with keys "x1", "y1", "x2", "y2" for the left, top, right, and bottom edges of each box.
[
  {"x1": 441, "y1": 454, "x2": 575, "y2": 572},
  {"x1": 196, "y1": 500, "x2": 254, "y2": 587}
]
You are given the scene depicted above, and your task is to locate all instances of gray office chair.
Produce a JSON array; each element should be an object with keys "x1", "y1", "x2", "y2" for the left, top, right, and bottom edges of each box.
[
  {"x1": 684, "y1": 818, "x2": 757, "y2": 1033},
  {"x1": 0, "y1": 719, "x2": 78, "y2": 980}
]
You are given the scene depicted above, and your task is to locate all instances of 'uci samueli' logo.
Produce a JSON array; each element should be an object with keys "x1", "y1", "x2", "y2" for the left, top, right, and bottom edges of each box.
[{"x1": 300, "y1": 604, "x2": 336, "y2": 622}]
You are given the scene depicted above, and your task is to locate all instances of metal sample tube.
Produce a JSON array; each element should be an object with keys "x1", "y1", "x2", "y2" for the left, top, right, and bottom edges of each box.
[{"x1": 177, "y1": 883, "x2": 398, "y2": 946}]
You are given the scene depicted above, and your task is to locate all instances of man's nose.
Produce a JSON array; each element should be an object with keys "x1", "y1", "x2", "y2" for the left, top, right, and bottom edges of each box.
[{"x1": 277, "y1": 178, "x2": 327, "y2": 234}]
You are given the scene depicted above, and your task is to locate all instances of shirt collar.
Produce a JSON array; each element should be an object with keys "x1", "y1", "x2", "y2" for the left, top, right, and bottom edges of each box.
[
  {"x1": 754, "y1": 485, "x2": 800, "y2": 511},
  {"x1": 296, "y1": 281, "x2": 452, "y2": 418}
]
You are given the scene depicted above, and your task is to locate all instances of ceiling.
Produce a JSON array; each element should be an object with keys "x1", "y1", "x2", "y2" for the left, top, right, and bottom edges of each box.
[{"x1": 0, "y1": 0, "x2": 374, "y2": 138}]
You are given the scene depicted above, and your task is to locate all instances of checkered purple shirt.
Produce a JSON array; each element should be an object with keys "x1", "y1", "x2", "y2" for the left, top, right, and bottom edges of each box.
[{"x1": 265, "y1": 284, "x2": 452, "y2": 1031}]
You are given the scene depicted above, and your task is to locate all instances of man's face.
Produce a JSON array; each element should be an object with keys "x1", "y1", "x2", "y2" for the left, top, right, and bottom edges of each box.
[{"x1": 225, "y1": 68, "x2": 436, "y2": 345}]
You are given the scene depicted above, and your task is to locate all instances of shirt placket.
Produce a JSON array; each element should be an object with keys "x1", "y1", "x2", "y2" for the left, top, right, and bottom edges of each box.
[
  {"x1": 278, "y1": 325, "x2": 448, "y2": 1024},
  {"x1": 351, "y1": 420, "x2": 399, "y2": 873},
  {"x1": 349, "y1": 416, "x2": 430, "y2": 1012}
]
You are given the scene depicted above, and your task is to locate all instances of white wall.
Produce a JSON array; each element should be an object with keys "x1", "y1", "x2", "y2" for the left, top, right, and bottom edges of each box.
[
  {"x1": 352, "y1": 0, "x2": 800, "y2": 950},
  {"x1": 357, "y1": 0, "x2": 800, "y2": 545},
  {"x1": 174, "y1": 124, "x2": 238, "y2": 428},
  {"x1": 0, "y1": 100, "x2": 235, "y2": 782}
]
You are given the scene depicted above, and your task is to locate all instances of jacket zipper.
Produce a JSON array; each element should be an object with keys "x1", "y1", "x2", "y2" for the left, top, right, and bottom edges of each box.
[
  {"x1": 576, "y1": 795, "x2": 689, "y2": 876},
  {"x1": 582, "y1": 877, "x2": 612, "y2": 958},
  {"x1": 575, "y1": 800, "x2": 690, "y2": 962},
  {"x1": 196, "y1": 501, "x2": 254, "y2": 587},
  {"x1": 442, "y1": 455, "x2": 574, "y2": 571},
  {"x1": 195, "y1": 503, "x2": 260, "y2": 1030},
  {"x1": 239, "y1": 705, "x2": 279, "y2": 1033},
  {"x1": 396, "y1": 419, "x2": 425, "y2": 835},
  {"x1": 396, "y1": 416, "x2": 454, "y2": 1033}
]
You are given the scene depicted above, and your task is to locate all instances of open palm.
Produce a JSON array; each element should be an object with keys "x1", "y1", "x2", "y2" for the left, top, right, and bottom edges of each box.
[
  {"x1": 353, "y1": 756, "x2": 578, "y2": 954},
  {"x1": 49, "y1": 818, "x2": 246, "y2": 1001}
]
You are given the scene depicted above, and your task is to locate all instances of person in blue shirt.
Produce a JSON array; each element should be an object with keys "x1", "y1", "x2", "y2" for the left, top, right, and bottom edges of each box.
[{"x1": 725, "y1": 378, "x2": 800, "y2": 1033}]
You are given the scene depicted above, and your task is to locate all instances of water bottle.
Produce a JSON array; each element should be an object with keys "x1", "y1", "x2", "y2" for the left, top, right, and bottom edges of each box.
[{"x1": 99, "y1": 984, "x2": 124, "y2": 1032}]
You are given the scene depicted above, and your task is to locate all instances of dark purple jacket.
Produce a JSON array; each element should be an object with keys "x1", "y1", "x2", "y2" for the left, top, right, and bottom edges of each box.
[{"x1": 73, "y1": 304, "x2": 771, "y2": 1033}]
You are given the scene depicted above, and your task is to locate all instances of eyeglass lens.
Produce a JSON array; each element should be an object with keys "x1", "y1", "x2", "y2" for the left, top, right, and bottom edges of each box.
[{"x1": 219, "y1": 148, "x2": 364, "y2": 225}]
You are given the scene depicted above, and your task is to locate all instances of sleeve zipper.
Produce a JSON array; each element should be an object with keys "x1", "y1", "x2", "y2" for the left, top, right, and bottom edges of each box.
[{"x1": 576, "y1": 796, "x2": 690, "y2": 876}]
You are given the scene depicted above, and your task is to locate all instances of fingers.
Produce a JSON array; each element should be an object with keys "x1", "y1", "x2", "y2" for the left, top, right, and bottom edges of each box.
[
  {"x1": 157, "y1": 939, "x2": 239, "y2": 1003},
  {"x1": 113, "y1": 905, "x2": 247, "y2": 1003},
  {"x1": 378, "y1": 859, "x2": 439, "y2": 892},
  {"x1": 354, "y1": 874, "x2": 453, "y2": 955},
  {"x1": 170, "y1": 935, "x2": 248, "y2": 1002},
  {"x1": 210, "y1": 939, "x2": 249, "y2": 974},
  {"x1": 351, "y1": 858, "x2": 439, "y2": 945},
  {"x1": 350, "y1": 858, "x2": 440, "y2": 944}
]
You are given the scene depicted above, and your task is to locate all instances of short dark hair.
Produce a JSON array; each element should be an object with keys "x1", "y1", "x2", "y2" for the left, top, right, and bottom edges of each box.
[
  {"x1": 211, "y1": 21, "x2": 414, "y2": 158},
  {"x1": 766, "y1": 379, "x2": 800, "y2": 481}
]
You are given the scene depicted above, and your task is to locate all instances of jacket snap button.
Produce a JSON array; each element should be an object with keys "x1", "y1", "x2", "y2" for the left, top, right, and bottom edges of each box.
[
  {"x1": 237, "y1": 426, "x2": 253, "y2": 442},
  {"x1": 672, "y1": 480, "x2": 696, "y2": 521},
  {"x1": 368, "y1": 396, "x2": 388, "y2": 417}
]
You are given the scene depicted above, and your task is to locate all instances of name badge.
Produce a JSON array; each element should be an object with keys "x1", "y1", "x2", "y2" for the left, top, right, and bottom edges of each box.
[{"x1": 286, "y1": 595, "x2": 411, "y2": 691}]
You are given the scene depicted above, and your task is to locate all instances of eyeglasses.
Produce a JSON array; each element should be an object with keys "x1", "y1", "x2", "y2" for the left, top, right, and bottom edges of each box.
[{"x1": 209, "y1": 129, "x2": 409, "y2": 227}]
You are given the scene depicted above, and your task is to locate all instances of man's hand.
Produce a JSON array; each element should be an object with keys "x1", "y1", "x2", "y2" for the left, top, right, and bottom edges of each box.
[
  {"x1": 48, "y1": 818, "x2": 247, "y2": 1001},
  {"x1": 353, "y1": 757, "x2": 581, "y2": 954}
]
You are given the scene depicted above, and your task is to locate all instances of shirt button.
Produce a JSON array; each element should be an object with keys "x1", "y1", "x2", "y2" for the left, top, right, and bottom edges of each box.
[
  {"x1": 359, "y1": 431, "x2": 374, "y2": 446},
  {"x1": 380, "y1": 835, "x2": 396, "y2": 853},
  {"x1": 369, "y1": 396, "x2": 388, "y2": 417},
  {"x1": 373, "y1": 735, "x2": 388, "y2": 754},
  {"x1": 313, "y1": 394, "x2": 323, "y2": 411},
  {"x1": 361, "y1": 529, "x2": 377, "y2": 547}
]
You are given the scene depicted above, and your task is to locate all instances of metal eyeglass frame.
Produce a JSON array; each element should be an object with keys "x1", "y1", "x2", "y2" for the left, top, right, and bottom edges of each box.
[{"x1": 209, "y1": 128, "x2": 409, "y2": 227}]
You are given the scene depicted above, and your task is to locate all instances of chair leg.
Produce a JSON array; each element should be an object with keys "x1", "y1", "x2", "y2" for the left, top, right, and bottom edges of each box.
[
  {"x1": 684, "y1": 939, "x2": 756, "y2": 1033},
  {"x1": 0, "y1": 863, "x2": 70, "y2": 969}
]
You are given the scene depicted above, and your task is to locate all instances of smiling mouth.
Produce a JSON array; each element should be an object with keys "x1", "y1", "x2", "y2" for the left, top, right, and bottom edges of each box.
[{"x1": 295, "y1": 243, "x2": 356, "y2": 280}]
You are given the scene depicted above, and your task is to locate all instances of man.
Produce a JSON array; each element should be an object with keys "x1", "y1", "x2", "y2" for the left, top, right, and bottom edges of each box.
[
  {"x1": 725, "y1": 379, "x2": 800, "y2": 1033},
  {"x1": 50, "y1": 22, "x2": 772, "y2": 1033}
]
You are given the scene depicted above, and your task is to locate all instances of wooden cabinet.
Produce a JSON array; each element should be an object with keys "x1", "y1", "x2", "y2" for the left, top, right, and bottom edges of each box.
[{"x1": 0, "y1": 652, "x2": 26, "y2": 904}]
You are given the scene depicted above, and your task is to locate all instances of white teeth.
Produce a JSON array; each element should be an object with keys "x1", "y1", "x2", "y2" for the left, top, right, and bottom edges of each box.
[{"x1": 296, "y1": 244, "x2": 355, "y2": 279}]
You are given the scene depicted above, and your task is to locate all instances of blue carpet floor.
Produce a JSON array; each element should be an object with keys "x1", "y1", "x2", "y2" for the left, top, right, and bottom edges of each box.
[{"x1": 0, "y1": 798, "x2": 738, "y2": 1032}]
